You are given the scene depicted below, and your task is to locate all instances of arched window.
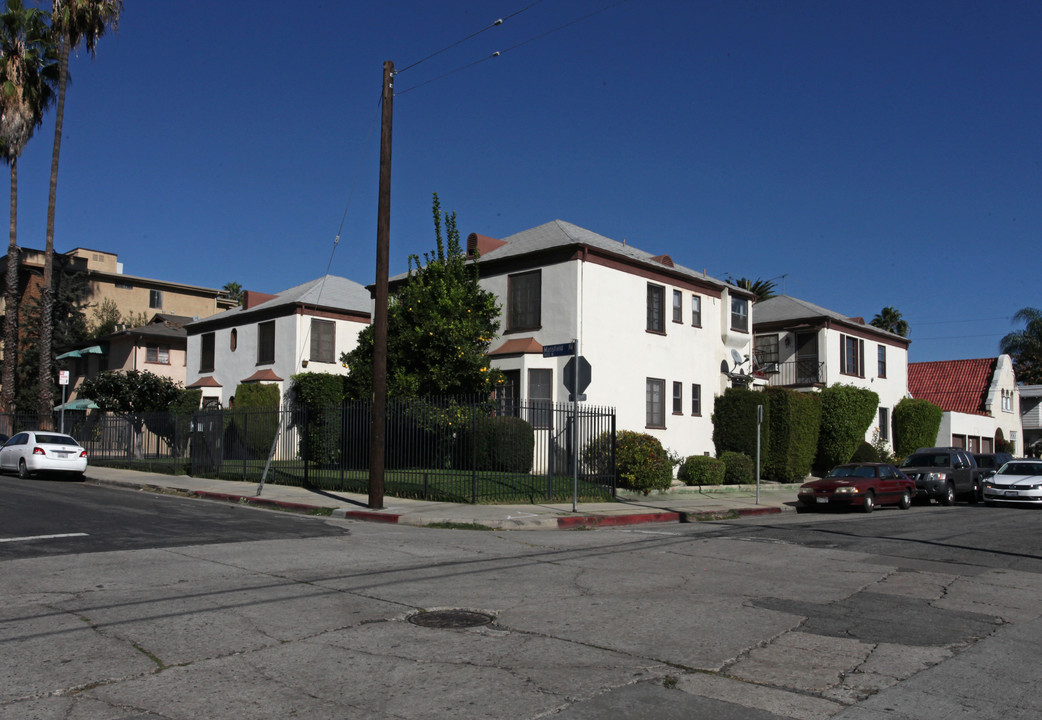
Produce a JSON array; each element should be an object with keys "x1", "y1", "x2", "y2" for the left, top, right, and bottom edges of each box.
[{"x1": 230, "y1": 328, "x2": 238, "y2": 351}]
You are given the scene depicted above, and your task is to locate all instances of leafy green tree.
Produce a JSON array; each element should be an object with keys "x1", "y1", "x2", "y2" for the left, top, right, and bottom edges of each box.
[
  {"x1": 0, "y1": 0, "x2": 57, "y2": 412},
  {"x1": 38, "y1": 0, "x2": 122, "y2": 424},
  {"x1": 87, "y1": 297, "x2": 147, "y2": 338},
  {"x1": 342, "y1": 194, "x2": 503, "y2": 399},
  {"x1": 870, "y1": 306, "x2": 909, "y2": 337},
  {"x1": 892, "y1": 397, "x2": 942, "y2": 458},
  {"x1": 726, "y1": 276, "x2": 777, "y2": 302},
  {"x1": 815, "y1": 384, "x2": 879, "y2": 472},
  {"x1": 1000, "y1": 307, "x2": 1042, "y2": 385},
  {"x1": 79, "y1": 369, "x2": 183, "y2": 457}
]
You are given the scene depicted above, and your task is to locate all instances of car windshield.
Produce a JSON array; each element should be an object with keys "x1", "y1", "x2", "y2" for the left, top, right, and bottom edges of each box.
[
  {"x1": 826, "y1": 466, "x2": 875, "y2": 478},
  {"x1": 974, "y1": 456, "x2": 999, "y2": 469},
  {"x1": 902, "y1": 454, "x2": 948, "y2": 468},
  {"x1": 997, "y1": 462, "x2": 1042, "y2": 476},
  {"x1": 35, "y1": 434, "x2": 77, "y2": 445}
]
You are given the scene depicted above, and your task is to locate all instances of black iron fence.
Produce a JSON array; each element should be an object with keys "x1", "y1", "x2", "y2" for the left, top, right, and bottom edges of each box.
[{"x1": 2, "y1": 397, "x2": 616, "y2": 504}]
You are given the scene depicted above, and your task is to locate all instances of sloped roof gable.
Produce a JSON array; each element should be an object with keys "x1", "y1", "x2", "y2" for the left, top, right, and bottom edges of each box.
[{"x1": 908, "y1": 358, "x2": 997, "y2": 415}]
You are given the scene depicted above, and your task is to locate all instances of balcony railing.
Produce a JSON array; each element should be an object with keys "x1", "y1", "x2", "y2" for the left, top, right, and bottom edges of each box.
[{"x1": 753, "y1": 359, "x2": 826, "y2": 388}]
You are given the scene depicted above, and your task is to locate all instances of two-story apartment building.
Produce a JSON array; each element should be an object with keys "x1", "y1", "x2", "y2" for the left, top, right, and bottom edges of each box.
[
  {"x1": 464, "y1": 220, "x2": 756, "y2": 458},
  {"x1": 1021, "y1": 385, "x2": 1042, "y2": 456},
  {"x1": 185, "y1": 275, "x2": 371, "y2": 408},
  {"x1": 908, "y1": 356, "x2": 1023, "y2": 454},
  {"x1": 752, "y1": 295, "x2": 911, "y2": 450}
]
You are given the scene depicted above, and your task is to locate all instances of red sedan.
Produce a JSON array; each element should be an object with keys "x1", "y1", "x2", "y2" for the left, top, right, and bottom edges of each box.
[{"x1": 797, "y1": 463, "x2": 915, "y2": 513}]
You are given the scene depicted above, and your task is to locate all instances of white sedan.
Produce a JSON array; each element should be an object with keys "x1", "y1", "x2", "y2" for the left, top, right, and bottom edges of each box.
[
  {"x1": 0, "y1": 431, "x2": 88, "y2": 479},
  {"x1": 982, "y1": 460, "x2": 1042, "y2": 505}
]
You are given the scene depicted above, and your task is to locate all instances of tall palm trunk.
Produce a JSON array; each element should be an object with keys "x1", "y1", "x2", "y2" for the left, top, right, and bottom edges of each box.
[
  {"x1": 37, "y1": 38, "x2": 69, "y2": 428},
  {"x1": 3, "y1": 159, "x2": 20, "y2": 414}
]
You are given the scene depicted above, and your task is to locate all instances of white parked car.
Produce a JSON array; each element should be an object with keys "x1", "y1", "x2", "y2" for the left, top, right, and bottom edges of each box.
[
  {"x1": 982, "y1": 460, "x2": 1042, "y2": 506},
  {"x1": 0, "y1": 431, "x2": 88, "y2": 479}
]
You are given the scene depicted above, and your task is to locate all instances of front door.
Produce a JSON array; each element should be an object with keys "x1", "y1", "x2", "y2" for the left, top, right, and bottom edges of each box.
[{"x1": 796, "y1": 332, "x2": 820, "y2": 384}]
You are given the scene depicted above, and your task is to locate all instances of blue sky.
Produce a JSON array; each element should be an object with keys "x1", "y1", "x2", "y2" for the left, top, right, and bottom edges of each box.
[{"x1": 8, "y1": 0, "x2": 1040, "y2": 363}]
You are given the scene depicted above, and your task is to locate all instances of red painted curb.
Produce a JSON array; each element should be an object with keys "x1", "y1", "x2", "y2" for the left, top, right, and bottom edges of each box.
[
  {"x1": 557, "y1": 512, "x2": 682, "y2": 528},
  {"x1": 735, "y1": 507, "x2": 782, "y2": 517},
  {"x1": 192, "y1": 491, "x2": 325, "y2": 513},
  {"x1": 343, "y1": 511, "x2": 401, "y2": 524}
]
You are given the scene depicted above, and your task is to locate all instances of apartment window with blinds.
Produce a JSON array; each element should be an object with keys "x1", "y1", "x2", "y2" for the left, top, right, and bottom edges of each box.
[
  {"x1": 647, "y1": 284, "x2": 665, "y2": 333},
  {"x1": 672, "y1": 290, "x2": 683, "y2": 323},
  {"x1": 691, "y1": 384, "x2": 702, "y2": 416},
  {"x1": 646, "y1": 378, "x2": 665, "y2": 427},
  {"x1": 877, "y1": 345, "x2": 887, "y2": 378},
  {"x1": 691, "y1": 295, "x2": 702, "y2": 327},
  {"x1": 507, "y1": 270, "x2": 541, "y2": 331},
  {"x1": 731, "y1": 297, "x2": 749, "y2": 332},
  {"x1": 672, "y1": 381, "x2": 683, "y2": 414},
  {"x1": 257, "y1": 321, "x2": 276, "y2": 365},
  {"x1": 149, "y1": 289, "x2": 163, "y2": 309},
  {"x1": 310, "y1": 319, "x2": 335, "y2": 363},
  {"x1": 146, "y1": 344, "x2": 169, "y2": 365}
]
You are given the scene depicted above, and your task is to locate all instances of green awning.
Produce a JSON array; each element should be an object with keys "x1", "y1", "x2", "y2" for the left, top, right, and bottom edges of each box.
[
  {"x1": 56, "y1": 345, "x2": 104, "y2": 360},
  {"x1": 53, "y1": 398, "x2": 99, "y2": 411}
]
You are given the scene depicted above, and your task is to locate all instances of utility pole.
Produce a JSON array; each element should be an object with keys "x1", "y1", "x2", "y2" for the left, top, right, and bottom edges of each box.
[{"x1": 369, "y1": 60, "x2": 394, "y2": 510}]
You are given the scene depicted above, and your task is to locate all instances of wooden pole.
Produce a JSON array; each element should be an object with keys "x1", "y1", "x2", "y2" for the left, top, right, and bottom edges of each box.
[{"x1": 369, "y1": 60, "x2": 394, "y2": 509}]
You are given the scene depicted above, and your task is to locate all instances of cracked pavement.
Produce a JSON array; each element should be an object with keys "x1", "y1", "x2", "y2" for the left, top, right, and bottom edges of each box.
[{"x1": 4, "y1": 511, "x2": 1042, "y2": 719}]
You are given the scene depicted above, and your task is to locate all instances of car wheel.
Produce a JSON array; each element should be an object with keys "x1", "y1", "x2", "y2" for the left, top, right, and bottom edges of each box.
[
  {"x1": 861, "y1": 491, "x2": 875, "y2": 513},
  {"x1": 17, "y1": 459, "x2": 30, "y2": 479},
  {"x1": 939, "y1": 482, "x2": 955, "y2": 506},
  {"x1": 898, "y1": 489, "x2": 912, "y2": 510}
]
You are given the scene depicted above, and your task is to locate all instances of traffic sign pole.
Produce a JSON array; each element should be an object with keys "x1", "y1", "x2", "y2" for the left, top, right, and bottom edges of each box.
[{"x1": 572, "y1": 338, "x2": 579, "y2": 513}]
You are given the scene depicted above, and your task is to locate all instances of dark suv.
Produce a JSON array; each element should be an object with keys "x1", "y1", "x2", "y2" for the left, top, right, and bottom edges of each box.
[
  {"x1": 899, "y1": 447, "x2": 980, "y2": 504},
  {"x1": 973, "y1": 452, "x2": 1014, "y2": 478}
]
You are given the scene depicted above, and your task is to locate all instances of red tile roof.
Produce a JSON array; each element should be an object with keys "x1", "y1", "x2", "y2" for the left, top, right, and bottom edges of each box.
[{"x1": 908, "y1": 358, "x2": 996, "y2": 416}]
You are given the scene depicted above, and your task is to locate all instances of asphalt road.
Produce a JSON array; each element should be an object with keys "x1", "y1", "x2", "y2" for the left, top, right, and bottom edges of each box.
[
  {"x1": 0, "y1": 476, "x2": 348, "y2": 560},
  {"x1": 3, "y1": 484, "x2": 1042, "y2": 719}
]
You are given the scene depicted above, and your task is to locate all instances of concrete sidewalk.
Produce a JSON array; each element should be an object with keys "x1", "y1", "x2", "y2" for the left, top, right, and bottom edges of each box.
[{"x1": 82, "y1": 465, "x2": 799, "y2": 530}]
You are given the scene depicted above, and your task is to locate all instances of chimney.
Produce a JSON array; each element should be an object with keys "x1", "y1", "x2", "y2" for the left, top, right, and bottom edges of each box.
[
  {"x1": 243, "y1": 290, "x2": 278, "y2": 309},
  {"x1": 466, "y1": 233, "x2": 508, "y2": 259}
]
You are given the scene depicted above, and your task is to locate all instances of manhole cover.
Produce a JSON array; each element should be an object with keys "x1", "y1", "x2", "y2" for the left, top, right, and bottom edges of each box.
[{"x1": 408, "y1": 610, "x2": 494, "y2": 629}]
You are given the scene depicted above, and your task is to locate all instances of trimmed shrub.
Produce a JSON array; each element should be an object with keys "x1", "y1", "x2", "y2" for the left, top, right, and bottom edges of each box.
[
  {"x1": 226, "y1": 383, "x2": 281, "y2": 457},
  {"x1": 763, "y1": 387, "x2": 820, "y2": 482},
  {"x1": 614, "y1": 430, "x2": 674, "y2": 494},
  {"x1": 815, "y1": 384, "x2": 879, "y2": 473},
  {"x1": 712, "y1": 387, "x2": 770, "y2": 462},
  {"x1": 678, "y1": 455, "x2": 725, "y2": 486},
  {"x1": 292, "y1": 372, "x2": 349, "y2": 465},
  {"x1": 464, "y1": 414, "x2": 535, "y2": 473},
  {"x1": 892, "y1": 397, "x2": 942, "y2": 458},
  {"x1": 850, "y1": 441, "x2": 880, "y2": 463},
  {"x1": 721, "y1": 451, "x2": 755, "y2": 485}
]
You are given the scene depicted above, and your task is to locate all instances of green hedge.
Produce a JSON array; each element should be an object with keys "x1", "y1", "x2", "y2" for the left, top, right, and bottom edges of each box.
[
  {"x1": 226, "y1": 383, "x2": 281, "y2": 457},
  {"x1": 850, "y1": 441, "x2": 880, "y2": 463},
  {"x1": 721, "y1": 451, "x2": 755, "y2": 484},
  {"x1": 892, "y1": 397, "x2": 942, "y2": 458},
  {"x1": 763, "y1": 387, "x2": 820, "y2": 482},
  {"x1": 712, "y1": 387, "x2": 769, "y2": 461},
  {"x1": 678, "y1": 455, "x2": 725, "y2": 485},
  {"x1": 815, "y1": 384, "x2": 879, "y2": 472},
  {"x1": 292, "y1": 372, "x2": 349, "y2": 465},
  {"x1": 464, "y1": 414, "x2": 535, "y2": 473}
]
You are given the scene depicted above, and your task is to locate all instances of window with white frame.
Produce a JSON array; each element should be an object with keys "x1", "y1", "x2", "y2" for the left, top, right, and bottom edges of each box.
[
  {"x1": 730, "y1": 296, "x2": 749, "y2": 332},
  {"x1": 691, "y1": 294, "x2": 702, "y2": 327},
  {"x1": 146, "y1": 344, "x2": 170, "y2": 365},
  {"x1": 754, "y1": 335, "x2": 779, "y2": 370},
  {"x1": 672, "y1": 290, "x2": 683, "y2": 324},
  {"x1": 691, "y1": 384, "x2": 702, "y2": 416},
  {"x1": 672, "y1": 381, "x2": 683, "y2": 414},
  {"x1": 840, "y1": 334, "x2": 864, "y2": 377},
  {"x1": 646, "y1": 378, "x2": 665, "y2": 427},
  {"x1": 528, "y1": 369, "x2": 552, "y2": 428}
]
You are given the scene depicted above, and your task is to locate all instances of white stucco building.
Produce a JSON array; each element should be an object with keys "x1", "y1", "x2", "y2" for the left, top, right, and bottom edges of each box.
[
  {"x1": 184, "y1": 275, "x2": 371, "y2": 407},
  {"x1": 752, "y1": 295, "x2": 911, "y2": 450},
  {"x1": 464, "y1": 221, "x2": 756, "y2": 458},
  {"x1": 908, "y1": 355, "x2": 1023, "y2": 454}
]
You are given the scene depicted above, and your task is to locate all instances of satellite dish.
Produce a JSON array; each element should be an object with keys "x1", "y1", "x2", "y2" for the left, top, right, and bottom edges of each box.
[{"x1": 730, "y1": 349, "x2": 745, "y2": 367}]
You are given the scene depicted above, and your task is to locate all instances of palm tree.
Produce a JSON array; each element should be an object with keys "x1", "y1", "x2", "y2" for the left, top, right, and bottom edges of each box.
[
  {"x1": 38, "y1": 0, "x2": 121, "y2": 424},
  {"x1": 727, "y1": 276, "x2": 777, "y2": 303},
  {"x1": 1000, "y1": 307, "x2": 1042, "y2": 385},
  {"x1": 0, "y1": 0, "x2": 56, "y2": 413},
  {"x1": 870, "y1": 306, "x2": 909, "y2": 337}
]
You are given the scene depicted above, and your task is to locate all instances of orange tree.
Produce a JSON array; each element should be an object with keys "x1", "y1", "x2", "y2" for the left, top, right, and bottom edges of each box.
[{"x1": 342, "y1": 194, "x2": 503, "y2": 399}]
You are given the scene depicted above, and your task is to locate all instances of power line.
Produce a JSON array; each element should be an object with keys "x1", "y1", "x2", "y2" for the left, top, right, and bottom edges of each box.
[
  {"x1": 396, "y1": 0, "x2": 546, "y2": 76},
  {"x1": 395, "y1": 0, "x2": 633, "y2": 96},
  {"x1": 909, "y1": 316, "x2": 1012, "y2": 326}
]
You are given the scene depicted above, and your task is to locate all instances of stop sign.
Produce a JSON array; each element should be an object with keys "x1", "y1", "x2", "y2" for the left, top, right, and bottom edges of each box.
[{"x1": 563, "y1": 356, "x2": 592, "y2": 394}]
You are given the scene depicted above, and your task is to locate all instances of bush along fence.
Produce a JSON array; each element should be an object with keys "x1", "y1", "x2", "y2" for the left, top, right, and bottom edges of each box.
[{"x1": 17, "y1": 397, "x2": 617, "y2": 504}]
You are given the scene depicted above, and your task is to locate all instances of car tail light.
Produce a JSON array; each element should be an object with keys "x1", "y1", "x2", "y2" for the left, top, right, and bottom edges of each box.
[
  {"x1": 32, "y1": 446, "x2": 46, "y2": 455},
  {"x1": 79, "y1": 450, "x2": 87, "y2": 458}
]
